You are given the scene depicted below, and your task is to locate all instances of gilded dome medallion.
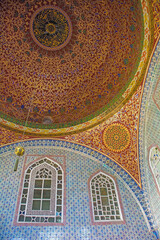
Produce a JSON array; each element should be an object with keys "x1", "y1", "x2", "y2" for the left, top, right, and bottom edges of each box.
[
  {"x1": 103, "y1": 123, "x2": 131, "y2": 152},
  {"x1": 0, "y1": 0, "x2": 151, "y2": 136},
  {"x1": 30, "y1": 6, "x2": 72, "y2": 50}
]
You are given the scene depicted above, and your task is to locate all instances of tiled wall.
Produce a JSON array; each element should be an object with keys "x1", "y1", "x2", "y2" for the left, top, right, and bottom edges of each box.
[
  {"x1": 139, "y1": 38, "x2": 160, "y2": 235},
  {"x1": 0, "y1": 140, "x2": 157, "y2": 240}
]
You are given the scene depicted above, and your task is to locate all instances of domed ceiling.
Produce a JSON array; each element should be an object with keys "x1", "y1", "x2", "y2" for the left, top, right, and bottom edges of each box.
[{"x1": 0, "y1": 0, "x2": 151, "y2": 136}]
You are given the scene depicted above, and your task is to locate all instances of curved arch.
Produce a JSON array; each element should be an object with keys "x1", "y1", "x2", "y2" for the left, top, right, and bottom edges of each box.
[
  {"x1": 148, "y1": 145, "x2": 160, "y2": 195},
  {"x1": 88, "y1": 170, "x2": 125, "y2": 225},
  {"x1": 139, "y1": 37, "x2": 160, "y2": 233},
  {"x1": 4, "y1": 138, "x2": 151, "y2": 229},
  {"x1": 14, "y1": 157, "x2": 64, "y2": 225}
]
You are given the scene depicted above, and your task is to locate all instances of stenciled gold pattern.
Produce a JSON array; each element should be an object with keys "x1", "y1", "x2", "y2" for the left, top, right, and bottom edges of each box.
[
  {"x1": 103, "y1": 123, "x2": 131, "y2": 152},
  {"x1": 0, "y1": 0, "x2": 143, "y2": 131},
  {"x1": 65, "y1": 86, "x2": 142, "y2": 184},
  {"x1": 152, "y1": 0, "x2": 160, "y2": 40}
]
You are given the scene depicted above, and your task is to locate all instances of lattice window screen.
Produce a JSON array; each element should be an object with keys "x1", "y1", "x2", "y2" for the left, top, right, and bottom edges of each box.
[
  {"x1": 17, "y1": 158, "x2": 64, "y2": 224},
  {"x1": 90, "y1": 172, "x2": 123, "y2": 222}
]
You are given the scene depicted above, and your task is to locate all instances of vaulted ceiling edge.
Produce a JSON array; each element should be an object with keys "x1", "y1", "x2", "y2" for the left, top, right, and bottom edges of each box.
[
  {"x1": 0, "y1": 0, "x2": 154, "y2": 136},
  {"x1": 0, "y1": 0, "x2": 160, "y2": 186}
]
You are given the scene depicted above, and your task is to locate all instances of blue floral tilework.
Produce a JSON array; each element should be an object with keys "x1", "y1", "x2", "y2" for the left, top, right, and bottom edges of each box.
[
  {"x1": 0, "y1": 139, "x2": 157, "y2": 239},
  {"x1": 139, "y1": 39, "x2": 160, "y2": 235}
]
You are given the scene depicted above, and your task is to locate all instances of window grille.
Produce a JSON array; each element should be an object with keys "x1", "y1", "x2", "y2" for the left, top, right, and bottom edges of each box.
[
  {"x1": 90, "y1": 172, "x2": 123, "y2": 223},
  {"x1": 17, "y1": 157, "x2": 64, "y2": 224},
  {"x1": 149, "y1": 147, "x2": 160, "y2": 192}
]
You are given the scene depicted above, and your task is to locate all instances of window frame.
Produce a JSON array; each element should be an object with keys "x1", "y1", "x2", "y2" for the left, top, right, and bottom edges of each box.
[
  {"x1": 148, "y1": 145, "x2": 160, "y2": 195},
  {"x1": 14, "y1": 155, "x2": 66, "y2": 226},
  {"x1": 88, "y1": 170, "x2": 125, "y2": 225},
  {"x1": 26, "y1": 163, "x2": 56, "y2": 215}
]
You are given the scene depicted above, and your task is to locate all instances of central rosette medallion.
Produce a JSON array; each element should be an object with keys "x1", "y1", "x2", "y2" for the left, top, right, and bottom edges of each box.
[
  {"x1": 0, "y1": 0, "x2": 146, "y2": 135},
  {"x1": 30, "y1": 6, "x2": 72, "y2": 50}
]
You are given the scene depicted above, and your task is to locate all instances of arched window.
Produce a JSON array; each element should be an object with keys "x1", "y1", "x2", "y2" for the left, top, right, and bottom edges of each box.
[
  {"x1": 149, "y1": 146, "x2": 160, "y2": 193},
  {"x1": 15, "y1": 157, "x2": 64, "y2": 225},
  {"x1": 89, "y1": 171, "x2": 124, "y2": 224}
]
